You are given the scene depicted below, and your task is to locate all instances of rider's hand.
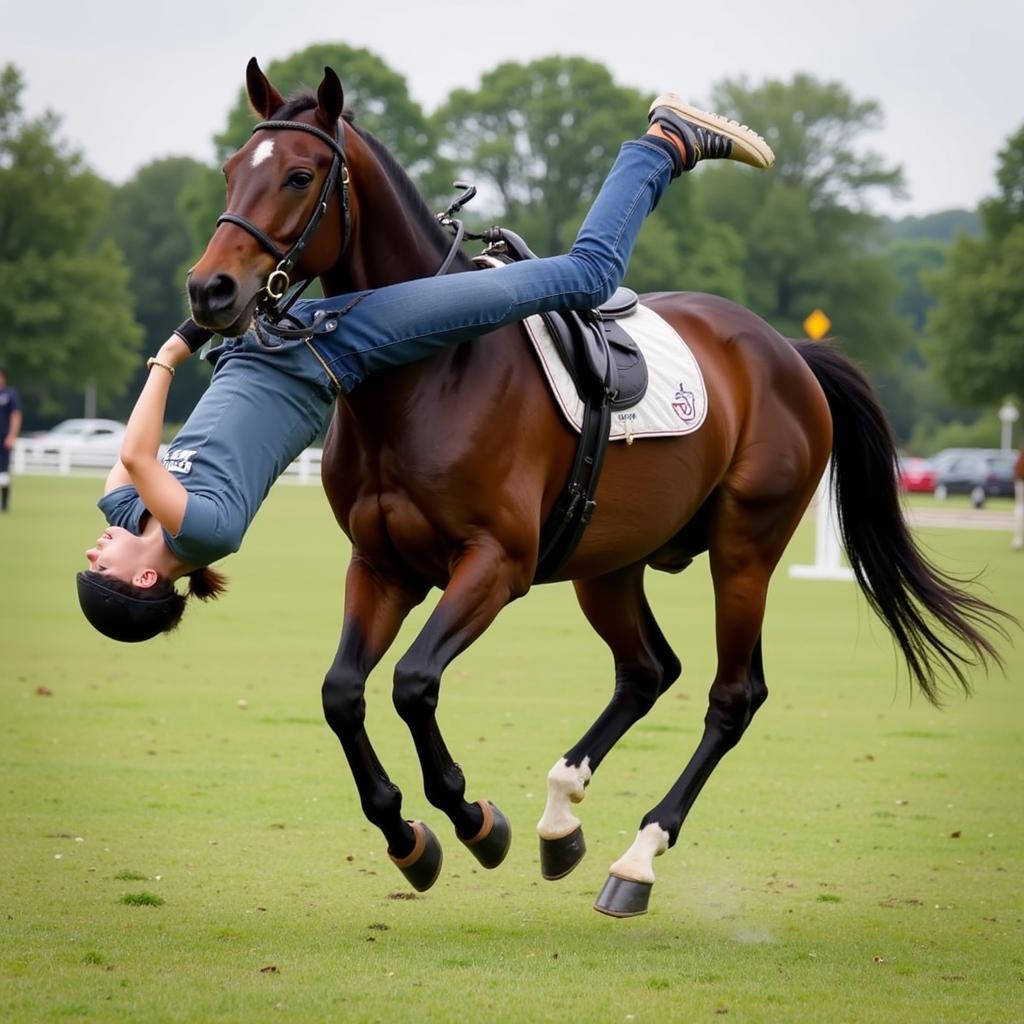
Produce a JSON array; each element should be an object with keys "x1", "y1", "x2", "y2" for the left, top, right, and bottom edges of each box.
[{"x1": 172, "y1": 318, "x2": 215, "y2": 354}]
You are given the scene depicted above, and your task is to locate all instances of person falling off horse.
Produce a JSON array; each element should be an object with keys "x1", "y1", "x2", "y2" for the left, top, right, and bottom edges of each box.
[{"x1": 76, "y1": 93, "x2": 773, "y2": 641}]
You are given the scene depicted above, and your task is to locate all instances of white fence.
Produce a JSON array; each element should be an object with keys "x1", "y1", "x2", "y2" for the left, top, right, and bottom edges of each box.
[{"x1": 12, "y1": 439, "x2": 325, "y2": 484}]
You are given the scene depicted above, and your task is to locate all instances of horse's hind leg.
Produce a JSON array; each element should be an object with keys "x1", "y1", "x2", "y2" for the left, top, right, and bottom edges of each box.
[
  {"x1": 537, "y1": 564, "x2": 680, "y2": 879},
  {"x1": 595, "y1": 492, "x2": 805, "y2": 917},
  {"x1": 391, "y1": 541, "x2": 530, "y2": 872},
  {"x1": 320, "y1": 559, "x2": 440, "y2": 890}
]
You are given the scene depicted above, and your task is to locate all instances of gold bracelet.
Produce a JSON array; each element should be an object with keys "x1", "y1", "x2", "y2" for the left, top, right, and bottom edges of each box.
[{"x1": 146, "y1": 357, "x2": 175, "y2": 377}]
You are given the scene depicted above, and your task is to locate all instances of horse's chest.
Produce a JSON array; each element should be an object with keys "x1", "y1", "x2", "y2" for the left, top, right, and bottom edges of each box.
[{"x1": 348, "y1": 475, "x2": 467, "y2": 584}]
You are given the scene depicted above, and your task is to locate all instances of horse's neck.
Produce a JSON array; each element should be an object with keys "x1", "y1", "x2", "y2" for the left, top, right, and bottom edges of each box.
[
  {"x1": 322, "y1": 156, "x2": 468, "y2": 293},
  {"x1": 319, "y1": 147, "x2": 482, "y2": 414}
]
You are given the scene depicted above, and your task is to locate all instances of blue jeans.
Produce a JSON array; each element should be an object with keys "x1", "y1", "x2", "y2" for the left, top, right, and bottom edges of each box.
[{"x1": 296, "y1": 138, "x2": 675, "y2": 393}]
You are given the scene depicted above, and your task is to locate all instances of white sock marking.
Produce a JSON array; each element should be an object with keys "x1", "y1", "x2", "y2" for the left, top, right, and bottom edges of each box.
[
  {"x1": 536, "y1": 756, "x2": 591, "y2": 840},
  {"x1": 251, "y1": 139, "x2": 275, "y2": 168},
  {"x1": 608, "y1": 823, "x2": 670, "y2": 884}
]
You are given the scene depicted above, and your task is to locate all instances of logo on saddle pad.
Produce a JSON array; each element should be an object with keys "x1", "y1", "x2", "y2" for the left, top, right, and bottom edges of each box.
[{"x1": 672, "y1": 384, "x2": 697, "y2": 423}]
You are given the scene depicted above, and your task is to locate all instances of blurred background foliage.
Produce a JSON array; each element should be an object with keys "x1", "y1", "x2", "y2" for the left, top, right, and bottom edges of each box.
[{"x1": 0, "y1": 48, "x2": 1019, "y2": 450}]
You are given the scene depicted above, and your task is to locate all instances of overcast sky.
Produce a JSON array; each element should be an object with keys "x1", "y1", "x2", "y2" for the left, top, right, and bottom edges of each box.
[{"x1": 4, "y1": 0, "x2": 1022, "y2": 216}]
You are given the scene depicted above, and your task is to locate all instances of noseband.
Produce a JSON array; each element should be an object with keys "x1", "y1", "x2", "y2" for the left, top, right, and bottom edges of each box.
[{"x1": 216, "y1": 118, "x2": 352, "y2": 321}]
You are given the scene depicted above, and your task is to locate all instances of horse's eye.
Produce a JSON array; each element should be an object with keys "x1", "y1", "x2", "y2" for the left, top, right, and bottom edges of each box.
[{"x1": 286, "y1": 171, "x2": 314, "y2": 190}]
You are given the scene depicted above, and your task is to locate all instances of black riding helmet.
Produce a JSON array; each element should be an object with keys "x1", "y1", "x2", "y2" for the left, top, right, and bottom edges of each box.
[{"x1": 76, "y1": 571, "x2": 179, "y2": 643}]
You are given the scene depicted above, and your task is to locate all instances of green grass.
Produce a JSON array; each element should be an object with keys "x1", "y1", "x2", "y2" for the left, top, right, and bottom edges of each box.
[{"x1": 2, "y1": 476, "x2": 1022, "y2": 1023}]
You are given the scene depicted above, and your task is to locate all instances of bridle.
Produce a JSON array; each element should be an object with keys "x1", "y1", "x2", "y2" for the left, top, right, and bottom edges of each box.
[
  {"x1": 216, "y1": 118, "x2": 352, "y2": 326},
  {"x1": 216, "y1": 115, "x2": 479, "y2": 348}
]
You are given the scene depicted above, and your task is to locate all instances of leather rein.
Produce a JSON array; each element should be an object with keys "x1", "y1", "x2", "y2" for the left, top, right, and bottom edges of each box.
[{"x1": 219, "y1": 118, "x2": 473, "y2": 347}]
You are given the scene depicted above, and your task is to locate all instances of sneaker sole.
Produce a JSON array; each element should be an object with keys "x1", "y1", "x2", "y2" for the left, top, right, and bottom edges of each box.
[{"x1": 649, "y1": 92, "x2": 775, "y2": 169}]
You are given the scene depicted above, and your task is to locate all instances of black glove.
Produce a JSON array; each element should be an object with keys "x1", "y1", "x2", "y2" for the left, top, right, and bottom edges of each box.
[{"x1": 173, "y1": 319, "x2": 215, "y2": 354}]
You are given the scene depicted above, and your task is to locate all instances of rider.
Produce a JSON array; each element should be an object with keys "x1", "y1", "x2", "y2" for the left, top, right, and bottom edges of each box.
[{"x1": 77, "y1": 96, "x2": 774, "y2": 642}]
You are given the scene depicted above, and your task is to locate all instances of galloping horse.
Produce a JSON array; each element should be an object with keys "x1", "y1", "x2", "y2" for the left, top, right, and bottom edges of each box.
[{"x1": 187, "y1": 61, "x2": 1006, "y2": 916}]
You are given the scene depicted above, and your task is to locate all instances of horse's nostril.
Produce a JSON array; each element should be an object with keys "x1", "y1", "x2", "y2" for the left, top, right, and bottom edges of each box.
[
  {"x1": 189, "y1": 272, "x2": 240, "y2": 314},
  {"x1": 207, "y1": 273, "x2": 239, "y2": 309}
]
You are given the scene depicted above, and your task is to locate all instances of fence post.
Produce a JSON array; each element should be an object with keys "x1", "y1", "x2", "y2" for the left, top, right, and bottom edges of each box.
[{"x1": 789, "y1": 461, "x2": 855, "y2": 581}]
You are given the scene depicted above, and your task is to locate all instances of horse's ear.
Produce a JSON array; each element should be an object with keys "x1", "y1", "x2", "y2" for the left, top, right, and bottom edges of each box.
[
  {"x1": 315, "y1": 67, "x2": 345, "y2": 131},
  {"x1": 246, "y1": 57, "x2": 285, "y2": 119}
]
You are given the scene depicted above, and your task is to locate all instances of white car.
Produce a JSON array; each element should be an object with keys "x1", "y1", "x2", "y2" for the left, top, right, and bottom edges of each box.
[
  {"x1": 35, "y1": 418, "x2": 127, "y2": 453},
  {"x1": 24, "y1": 418, "x2": 127, "y2": 469}
]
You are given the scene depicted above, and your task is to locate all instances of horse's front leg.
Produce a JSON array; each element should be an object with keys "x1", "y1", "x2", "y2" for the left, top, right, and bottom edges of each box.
[
  {"x1": 391, "y1": 539, "x2": 530, "y2": 872},
  {"x1": 321, "y1": 557, "x2": 438, "y2": 886}
]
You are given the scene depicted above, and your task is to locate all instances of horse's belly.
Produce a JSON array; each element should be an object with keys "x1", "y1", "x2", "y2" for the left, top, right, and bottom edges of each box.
[{"x1": 554, "y1": 434, "x2": 720, "y2": 580}]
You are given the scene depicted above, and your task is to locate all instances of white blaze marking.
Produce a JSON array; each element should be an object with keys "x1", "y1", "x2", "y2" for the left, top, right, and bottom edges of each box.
[
  {"x1": 536, "y1": 756, "x2": 591, "y2": 840},
  {"x1": 608, "y1": 823, "x2": 670, "y2": 885},
  {"x1": 251, "y1": 139, "x2": 275, "y2": 167}
]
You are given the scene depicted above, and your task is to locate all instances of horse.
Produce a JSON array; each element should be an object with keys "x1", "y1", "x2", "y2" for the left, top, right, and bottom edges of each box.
[{"x1": 185, "y1": 60, "x2": 1008, "y2": 916}]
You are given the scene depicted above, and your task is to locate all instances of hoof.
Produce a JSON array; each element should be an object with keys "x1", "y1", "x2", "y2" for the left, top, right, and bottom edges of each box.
[
  {"x1": 461, "y1": 800, "x2": 512, "y2": 869},
  {"x1": 539, "y1": 825, "x2": 586, "y2": 880},
  {"x1": 593, "y1": 874, "x2": 652, "y2": 918},
  {"x1": 388, "y1": 820, "x2": 443, "y2": 892}
]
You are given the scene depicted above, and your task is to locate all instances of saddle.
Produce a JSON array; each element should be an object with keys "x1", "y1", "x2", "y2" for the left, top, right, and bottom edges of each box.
[{"x1": 479, "y1": 228, "x2": 649, "y2": 583}]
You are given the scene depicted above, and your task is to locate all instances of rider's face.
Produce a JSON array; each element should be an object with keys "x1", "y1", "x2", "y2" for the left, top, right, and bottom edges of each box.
[{"x1": 84, "y1": 527, "x2": 157, "y2": 588}]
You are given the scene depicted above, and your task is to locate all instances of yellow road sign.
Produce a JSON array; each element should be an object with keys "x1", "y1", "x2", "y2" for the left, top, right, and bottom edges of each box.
[{"x1": 803, "y1": 308, "x2": 832, "y2": 340}]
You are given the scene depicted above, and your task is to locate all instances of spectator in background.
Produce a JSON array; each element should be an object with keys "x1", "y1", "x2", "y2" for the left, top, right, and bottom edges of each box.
[
  {"x1": 0, "y1": 369, "x2": 22, "y2": 513},
  {"x1": 1013, "y1": 443, "x2": 1024, "y2": 551}
]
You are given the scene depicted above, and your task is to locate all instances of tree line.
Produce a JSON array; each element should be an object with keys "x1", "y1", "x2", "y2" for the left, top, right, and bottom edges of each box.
[{"x1": 1, "y1": 48, "x2": 1020, "y2": 451}]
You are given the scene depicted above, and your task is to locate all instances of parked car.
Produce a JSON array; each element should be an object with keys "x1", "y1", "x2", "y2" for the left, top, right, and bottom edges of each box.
[
  {"x1": 897, "y1": 455, "x2": 936, "y2": 493},
  {"x1": 929, "y1": 447, "x2": 1004, "y2": 476},
  {"x1": 932, "y1": 449, "x2": 1016, "y2": 507},
  {"x1": 34, "y1": 418, "x2": 126, "y2": 452},
  {"x1": 29, "y1": 419, "x2": 127, "y2": 468}
]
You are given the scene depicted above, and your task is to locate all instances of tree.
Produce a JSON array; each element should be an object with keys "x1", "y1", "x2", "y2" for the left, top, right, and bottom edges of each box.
[
  {"x1": 436, "y1": 58, "x2": 646, "y2": 256},
  {"x1": 101, "y1": 157, "x2": 212, "y2": 422},
  {"x1": 927, "y1": 126, "x2": 1024, "y2": 405},
  {"x1": 693, "y1": 74, "x2": 910, "y2": 367},
  {"x1": 870, "y1": 238, "x2": 953, "y2": 444},
  {"x1": 885, "y1": 237, "x2": 948, "y2": 332},
  {"x1": 0, "y1": 65, "x2": 141, "y2": 419},
  {"x1": 183, "y1": 44, "x2": 454, "y2": 257},
  {"x1": 884, "y1": 209, "x2": 980, "y2": 244}
]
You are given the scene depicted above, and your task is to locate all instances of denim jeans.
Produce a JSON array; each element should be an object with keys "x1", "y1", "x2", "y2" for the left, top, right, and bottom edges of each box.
[{"x1": 296, "y1": 138, "x2": 675, "y2": 393}]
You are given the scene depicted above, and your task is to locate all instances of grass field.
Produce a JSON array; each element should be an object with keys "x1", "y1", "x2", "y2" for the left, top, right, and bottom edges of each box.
[{"x1": 2, "y1": 476, "x2": 1022, "y2": 1023}]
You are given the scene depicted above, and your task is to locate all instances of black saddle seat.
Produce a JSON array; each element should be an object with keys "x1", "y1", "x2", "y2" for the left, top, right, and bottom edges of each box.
[{"x1": 540, "y1": 300, "x2": 647, "y2": 410}]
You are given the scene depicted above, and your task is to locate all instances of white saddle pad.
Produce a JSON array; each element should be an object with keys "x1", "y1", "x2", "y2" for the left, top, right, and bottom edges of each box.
[{"x1": 524, "y1": 303, "x2": 708, "y2": 442}]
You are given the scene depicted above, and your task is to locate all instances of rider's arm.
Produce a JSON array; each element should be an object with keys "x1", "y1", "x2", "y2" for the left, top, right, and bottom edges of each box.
[
  {"x1": 118, "y1": 335, "x2": 193, "y2": 533},
  {"x1": 104, "y1": 321, "x2": 213, "y2": 497},
  {"x1": 103, "y1": 459, "x2": 133, "y2": 494}
]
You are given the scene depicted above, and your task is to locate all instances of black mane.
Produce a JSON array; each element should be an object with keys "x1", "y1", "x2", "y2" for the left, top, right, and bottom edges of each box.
[{"x1": 271, "y1": 92, "x2": 457, "y2": 259}]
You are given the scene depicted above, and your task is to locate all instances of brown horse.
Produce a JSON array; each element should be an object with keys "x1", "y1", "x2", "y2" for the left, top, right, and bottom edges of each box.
[{"x1": 187, "y1": 61, "x2": 1006, "y2": 916}]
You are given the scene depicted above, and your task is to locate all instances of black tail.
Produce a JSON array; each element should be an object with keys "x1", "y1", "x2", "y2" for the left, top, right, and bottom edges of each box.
[{"x1": 793, "y1": 339, "x2": 1012, "y2": 704}]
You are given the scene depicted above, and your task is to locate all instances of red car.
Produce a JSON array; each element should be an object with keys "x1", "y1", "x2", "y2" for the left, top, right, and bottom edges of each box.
[{"x1": 898, "y1": 456, "x2": 936, "y2": 493}]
